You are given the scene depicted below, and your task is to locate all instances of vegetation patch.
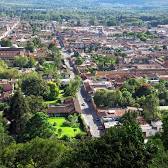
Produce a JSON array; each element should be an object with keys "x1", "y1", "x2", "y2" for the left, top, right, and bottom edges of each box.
[{"x1": 48, "y1": 116, "x2": 86, "y2": 138}]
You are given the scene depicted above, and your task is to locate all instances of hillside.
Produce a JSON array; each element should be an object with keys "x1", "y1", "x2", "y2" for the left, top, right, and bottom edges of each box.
[{"x1": 1, "y1": 0, "x2": 168, "y2": 8}]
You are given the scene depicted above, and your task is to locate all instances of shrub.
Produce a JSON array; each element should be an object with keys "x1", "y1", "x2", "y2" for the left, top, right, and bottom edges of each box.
[
  {"x1": 75, "y1": 133, "x2": 84, "y2": 139},
  {"x1": 62, "y1": 121, "x2": 71, "y2": 127},
  {"x1": 73, "y1": 128, "x2": 77, "y2": 132},
  {"x1": 72, "y1": 123, "x2": 80, "y2": 128},
  {"x1": 0, "y1": 102, "x2": 7, "y2": 111},
  {"x1": 60, "y1": 135, "x2": 70, "y2": 141},
  {"x1": 53, "y1": 122, "x2": 57, "y2": 126},
  {"x1": 58, "y1": 128, "x2": 62, "y2": 137}
]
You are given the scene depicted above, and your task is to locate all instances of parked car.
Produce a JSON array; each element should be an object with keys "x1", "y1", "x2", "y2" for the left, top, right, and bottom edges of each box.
[
  {"x1": 96, "y1": 118, "x2": 100, "y2": 121},
  {"x1": 98, "y1": 126, "x2": 104, "y2": 130}
]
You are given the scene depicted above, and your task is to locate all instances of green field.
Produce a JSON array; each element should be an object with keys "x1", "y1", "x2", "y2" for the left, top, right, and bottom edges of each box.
[{"x1": 48, "y1": 117, "x2": 85, "y2": 138}]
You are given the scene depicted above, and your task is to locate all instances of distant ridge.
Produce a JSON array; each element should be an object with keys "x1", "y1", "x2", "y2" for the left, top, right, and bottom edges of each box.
[{"x1": 1, "y1": 0, "x2": 168, "y2": 8}]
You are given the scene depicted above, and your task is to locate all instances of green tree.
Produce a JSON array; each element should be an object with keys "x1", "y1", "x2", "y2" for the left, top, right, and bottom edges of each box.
[
  {"x1": 106, "y1": 18, "x2": 117, "y2": 26},
  {"x1": 93, "y1": 89, "x2": 108, "y2": 107},
  {"x1": 120, "y1": 111, "x2": 138, "y2": 125},
  {"x1": 14, "y1": 56, "x2": 28, "y2": 68},
  {"x1": 48, "y1": 43, "x2": 56, "y2": 51},
  {"x1": 0, "y1": 117, "x2": 13, "y2": 166},
  {"x1": 57, "y1": 121, "x2": 157, "y2": 168},
  {"x1": 121, "y1": 89, "x2": 135, "y2": 107},
  {"x1": 48, "y1": 44, "x2": 62, "y2": 68},
  {"x1": 122, "y1": 78, "x2": 141, "y2": 94},
  {"x1": 0, "y1": 68, "x2": 20, "y2": 79},
  {"x1": 2, "y1": 137, "x2": 67, "y2": 168},
  {"x1": 0, "y1": 38, "x2": 12, "y2": 47},
  {"x1": 53, "y1": 51, "x2": 62, "y2": 69},
  {"x1": 65, "y1": 76, "x2": 81, "y2": 97},
  {"x1": 0, "y1": 60, "x2": 20, "y2": 79},
  {"x1": 43, "y1": 63, "x2": 59, "y2": 79},
  {"x1": 1, "y1": 143, "x2": 24, "y2": 168},
  {"x1": 32, "y1": 37, "x2": 42, "y2": 48},
  {"x1": 47, "y1": 82, "x2": 63, "y2": 101},
  {"x1": 22, "y1": 112, "x2": 56, "y2": 141},
  {"x1": 0, "y1": 60, "x2": 8, "y2": 70},
  {"x1": 142, "y1": 94, "x2": 159, "y2": 121},
  {"x1": 4, "y1": 90, "x2": 30, "y2": 135},
  {"x1": 25, "y1": 41, "x2": 35, "y2": 53},
  {"x1": 134, "y1": 84, "x2": 153, "y2": 97},
  {"x1": 149, "y1": 138, "x2": 168, "y2": 168},
  {"x1": 26, "y1": 95, "x2": 47, "y2": 113},
  {"x1": 75, "y1": 56, "x2": 84, "y2": 65},
  {"x1": 162, "y1": 115, "x2": 168, "y2": 150},
  {"x1": 27, "y1": 57, "x2": 36, "y2": 68},
  {"x1": 21, "y1": 73, "x2": 49, "y2": 98}
]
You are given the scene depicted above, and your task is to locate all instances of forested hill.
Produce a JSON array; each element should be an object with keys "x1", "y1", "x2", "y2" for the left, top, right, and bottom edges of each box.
[
  {"x1": 1, "y1": 0, "x2": 168, "y2": 8},
  {"x1": 97, "y1": 0, "x2": 168, "y2": 6}
]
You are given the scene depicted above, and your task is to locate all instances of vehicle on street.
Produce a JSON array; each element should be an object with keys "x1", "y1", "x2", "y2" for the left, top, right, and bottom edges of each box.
[
  {"x1": 96, "y1": 118, "x2": 100, "y2": 121},
  {"x1": 98, "y1": 126, "x2": 104, "y2": 130},
  {"x1": 81, "y1": 103, "x2": 85, "y2": 106}
]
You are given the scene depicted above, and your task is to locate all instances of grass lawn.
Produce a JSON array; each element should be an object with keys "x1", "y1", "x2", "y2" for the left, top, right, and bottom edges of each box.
[
  {"x1": 44, "y1": 100, "x2": 57, "y2": 105},
  {"x1": 48, "y1": 117, "x2": 85, "y2": 138}
]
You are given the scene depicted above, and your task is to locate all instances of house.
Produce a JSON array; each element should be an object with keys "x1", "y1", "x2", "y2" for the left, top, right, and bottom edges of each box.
[
  {"x1": 0, "y1": 47, "x2": 25, "y2": 60},
  {"x1": 96, "y1": 108, "x2": 126, "y2": 119},
  {"x1": 47, "y1": 98, "x2": 81, "y2": 116},
  {"x1": 140, "y1": 120, "x2": 163, "y2": 138},
  {"x1": 83, "y1": 79, "x2": 113, "y2": 95},
  {"x1": 0, "y1": 79, "x2": 15, "y2": 100},
  {"x1": 151, "y1": 121, "x2": 163, "y2": 132},
  {"x1": 140, "y1": 124, "x2": 156, "y2": 138}
]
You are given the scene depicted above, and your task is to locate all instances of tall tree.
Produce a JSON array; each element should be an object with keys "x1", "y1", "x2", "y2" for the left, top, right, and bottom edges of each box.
[
  {"x1": 26, "y1": 95, "x2": 47, "y2": 114},
  {"x1": 149, "y1": 138, "x2": 168, "y2": 168},
  {"x1": 14, "y1": 56, "x2": 28, "y2": 68},
  {"x1": 0, "y1": 117, "x2": 13, "y2": 166},
  {"x1": 65, "y1": 76, "x2": 81, "y2": 97},
  {"x1": 2, "y1": 137, "x2": 67, "y2": 168},
  {"x1": 47, "y1": 82, "x2": 63, "y2": 101},
  {"x1": 93, "y1": 89, "x2": 107, "y2": 107},
  {"x1": 4, "y1": 90, "x2": 30, "y2": 135},
  {"x1": 162, "y1": 115, "x2": 168, "y2": 150},
  {"x1": 0, "y1": 38, "x2": 12, "y2": 47},
  {"x1": 22, "y1": 112, "x2": 56, "y2": 141},
  {"x1": 21, "y1": 73, "x2": 49, "y2": 98},
  {"x1": 56, "y1": 121, "x2": 157, "y2": 168},
  {"x1": 142, "y1": 94, "x2": 159, "y2": 121},
  {"x1": 25, "y1": 41, "x2": 35, "y2": 53}
]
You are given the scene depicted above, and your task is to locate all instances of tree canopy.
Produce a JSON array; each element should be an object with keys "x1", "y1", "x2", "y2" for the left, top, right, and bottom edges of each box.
[{"x1": 21, "y1": 73, "x2": 49, "y2": 98}]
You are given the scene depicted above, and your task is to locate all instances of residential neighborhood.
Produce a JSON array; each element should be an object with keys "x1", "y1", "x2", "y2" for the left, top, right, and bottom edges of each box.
[
  {"x1": 1, "y1": 1, "x2": 168, "y2": 167},
  {"x1": 1, "y1": 16, "x2": 168, "y2": 139}
]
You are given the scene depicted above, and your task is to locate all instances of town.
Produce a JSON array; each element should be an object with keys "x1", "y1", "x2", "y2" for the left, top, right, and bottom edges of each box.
[
  {"x1": 1, "y1": 1, "x2": 168, "y2": 167},
  {"x1": 0, "y1": 16, "x2": 167, "y2": 138}
]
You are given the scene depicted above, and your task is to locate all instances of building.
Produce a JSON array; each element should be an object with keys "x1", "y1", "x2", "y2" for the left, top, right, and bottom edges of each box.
[
  {"x1": 0, "y1": 79, "x2": 15, "y2": 100},
  {"x1": 140, "y1": 120, "x2": 163, "y2": 138},
  {"x1": 0, "y1": 47, "x2": 25, "y2": 60},
  {"x1": 47, "y1": 98, "x2": 81, "y2": 116}
]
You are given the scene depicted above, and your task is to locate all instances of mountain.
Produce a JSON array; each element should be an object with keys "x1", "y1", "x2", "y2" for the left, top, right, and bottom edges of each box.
[
  {"x1": 97, "y1": 0, "x2": 168, "y2": 7},
  {"x1": 1, "y1": 0, "x2": 168, "y2": 8}
]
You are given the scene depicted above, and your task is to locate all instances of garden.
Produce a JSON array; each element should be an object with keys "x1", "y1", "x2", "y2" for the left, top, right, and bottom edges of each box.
[{"x1": 48, "y1": 114, "x2": 86, "y2": 138}]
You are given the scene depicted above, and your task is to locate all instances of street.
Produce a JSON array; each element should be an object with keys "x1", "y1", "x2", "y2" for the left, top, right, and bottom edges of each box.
[
  {"x1": 0, "y1": 20, "x2": 20, "y2": 40},
  {"x1": 62, "y1": 51, "x2": 103, "y2": 137}
]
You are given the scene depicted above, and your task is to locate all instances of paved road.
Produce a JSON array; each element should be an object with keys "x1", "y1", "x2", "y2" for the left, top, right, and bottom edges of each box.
[
  {"x1": 54, "y1": 19, "x2": 104, "y2": 137},
  {"x1": 0, "y1": 20, "x2": 20, "y2": 40},
  {"x1": 62, "y1": 51, "x2": 103, "y2": 137}
]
